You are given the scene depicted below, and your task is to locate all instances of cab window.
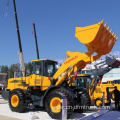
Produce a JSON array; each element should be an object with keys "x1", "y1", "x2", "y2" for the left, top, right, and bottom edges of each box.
[
  {"x1": 44, "y1": 61, "x2": 56, "y2": 77},
  {"x1": 34, "y1": 62, "x2": 42, "y2": 75},
  {"x1": 77, "y1": 77, "x2": 86, "y2": 88}
]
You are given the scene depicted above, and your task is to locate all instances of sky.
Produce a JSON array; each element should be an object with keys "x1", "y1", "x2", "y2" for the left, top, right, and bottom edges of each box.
[{"x1": 0, "y1": 0, "x2": 120, "y2": 67}]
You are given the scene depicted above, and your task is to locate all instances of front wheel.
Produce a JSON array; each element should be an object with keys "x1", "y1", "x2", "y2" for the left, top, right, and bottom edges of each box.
[
  {"x1": 9, "y1": 89, "x2": 27, "y2": 112},
  {"x1": 45, "y1": 89, "x2": 74, "y2": 119}
]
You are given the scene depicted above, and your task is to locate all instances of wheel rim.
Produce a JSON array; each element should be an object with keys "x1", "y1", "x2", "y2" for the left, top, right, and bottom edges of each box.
[
  {"x1": 50, "y1": 97, "x2": 61, "y2": 113},
  {"x1": 11, "y1": 95, "x2": 19, "y2": 107},
  {"x1": 112, "y1": 93, "x2": 114, "y2": 99},
  {"x1": 96, "y1": 100, "x2": 102, "y2": 106}
]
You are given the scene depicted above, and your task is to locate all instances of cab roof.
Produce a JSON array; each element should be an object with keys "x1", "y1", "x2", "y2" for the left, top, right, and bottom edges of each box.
[
  {"x1": 31, "y1": 59, "x2": 57, "y2": 63},
  {"x1": 71, "y1": 74, "x2": 91, "y2": 77},
  {"x1": 76, "y1": 74, "x2": 91, "y2": 77}
]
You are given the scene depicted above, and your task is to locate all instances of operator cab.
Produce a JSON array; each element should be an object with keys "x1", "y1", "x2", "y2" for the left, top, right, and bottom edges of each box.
[
  {"x1": 72, "y1": 74, "x2": 92, "y2": 89},
  {"x1": 31, "y1": 59, "x2": 57, "y2": 77}
]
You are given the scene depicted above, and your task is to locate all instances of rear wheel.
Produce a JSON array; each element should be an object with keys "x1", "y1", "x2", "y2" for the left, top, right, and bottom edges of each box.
[
  {"x1": 9, "y1": 89, "x2": 27, "y2": 112},
  {"x1": 111, "y1": 91, "x2": 115, "y2": 101},
  {"x1": 76, "y1": 91, "x2": 91, "y2": 113},
  {"x1": 45, "y1": 89, "x2": 74, "y2": 119},
  {"x1": 105, "y1": 100, "x2": 111, "y2": 106},
  {"x1": 95, "y1": 98, "x2": 102, "y2": 107}
]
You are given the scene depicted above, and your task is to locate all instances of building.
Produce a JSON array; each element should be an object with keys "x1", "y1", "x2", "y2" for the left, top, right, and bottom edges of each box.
[
  {"x1": 0, "y1": 73, "x2": 7, "y2": 91},
  {"x1": 81, "y1": 58, "x2": 120, "y2": 83},
  {"x1": 102, "y1": 68, "x2": 120, "y2": 83}
]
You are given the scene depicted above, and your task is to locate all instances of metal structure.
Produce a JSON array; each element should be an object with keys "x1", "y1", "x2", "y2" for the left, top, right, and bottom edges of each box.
[
  {"x1": 32, "y1": 23, "x2": 40, "y2": 59},
  {"x1": 13, "y1": 0, "x2": 25, "y2": 77}
]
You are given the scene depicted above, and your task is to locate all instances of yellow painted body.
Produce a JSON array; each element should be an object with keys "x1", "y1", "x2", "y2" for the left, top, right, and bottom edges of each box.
[
  {"x1": 31, "y1": 59, "x2": 57, "y2": 63},
  {"x1": 90, "y1": 84, "x2": 111, "y2": 103},
  {"x1": 73, "y1": 74, "x2": 120, "y2": 105},
  {"x1": 75, "y1": 19, "x2": 118, "y2": 54},
  {"x1": 7, "y1": 20, "x2": 118, "y2": 92},
  {"x1": 7, "y1": 74, "x2": 51, "y2": 91},
  {"x1": 90, "y1": 83, "x2": 120, "y2": 104}
]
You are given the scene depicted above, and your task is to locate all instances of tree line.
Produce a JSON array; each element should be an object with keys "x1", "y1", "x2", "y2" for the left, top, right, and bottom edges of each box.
[{"x1": 0, "y1": 62, "x2": 33, "y2": 79}]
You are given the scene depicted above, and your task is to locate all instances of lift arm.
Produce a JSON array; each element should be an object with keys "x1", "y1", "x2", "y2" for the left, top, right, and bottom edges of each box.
[
  {"x1": 90, "y1": 57, "x2": 120, "y2": 95},
  {"x1": 53, "y1": 20, "x2": 118, "y2": 86}
]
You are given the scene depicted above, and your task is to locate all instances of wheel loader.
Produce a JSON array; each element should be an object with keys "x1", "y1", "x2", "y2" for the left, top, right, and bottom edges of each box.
[
  {"x1": 72, "y1": 57, "x2": 120, "y2": 107},
  {"x1": 1, "y1": 1, "x2": 119, "y2": 118},
  {"x1": 2, "y1": 19, "x2": 118, "y2": 119}
]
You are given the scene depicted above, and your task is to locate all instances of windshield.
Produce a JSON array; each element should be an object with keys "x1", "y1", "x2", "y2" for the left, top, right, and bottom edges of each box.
[
  {"x1": 72, "y1": 76, "x2": 92, "y2": 88},
  {"x1": 44, "y1": 61, "x2": 56, "y2": 77}
]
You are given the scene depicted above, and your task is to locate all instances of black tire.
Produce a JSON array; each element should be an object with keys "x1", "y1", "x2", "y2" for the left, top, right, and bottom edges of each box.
[
  {"x1": 76, "y1": 91, "x2": 91, "y2": 113},
  {"x1": 34, "y1": 105, "x2": 41, "y2": 108},
  {"x1": 95, "y1": 98, "x2": 102, "y2": 107},
  {"x1": 111, "y1": 91, "x2": 115, "y2": 101},
  {"x1": 9, "y1": 89, "x2": 27, "y2": 113},
  {"x1": 45, "y1": 89, "x2": 74, "y2": 119},
  {"x1": 105, "y1": 100, "x2": 111, "y2": 106},
  {"x1": 0, "y1": 88, "x2": 2, "y2": 94}
]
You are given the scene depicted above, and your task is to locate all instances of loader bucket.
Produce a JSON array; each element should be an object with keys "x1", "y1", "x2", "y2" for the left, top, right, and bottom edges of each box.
[{"x1": 75, "y1": 20, "x2": 118, "y2": 55}]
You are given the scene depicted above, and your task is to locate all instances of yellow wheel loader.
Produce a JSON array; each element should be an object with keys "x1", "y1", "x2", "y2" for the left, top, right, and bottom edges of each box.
[
  {"x1": 72, "y1": 57, "x2": 120, "y2": 107},
  {"x1": 1, "y1": 1, "x2": 119, "y2": 118},
  {"x1": 89, "y1": 57, "x2": 120, "y2": 107},
  {"x1": 2, "y1": 19, "x2": 118, "y2": 119},
  {"x1": 97, "y1": 82, "x2": 120, "y2": 102}
]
